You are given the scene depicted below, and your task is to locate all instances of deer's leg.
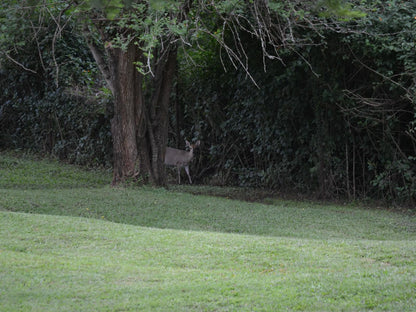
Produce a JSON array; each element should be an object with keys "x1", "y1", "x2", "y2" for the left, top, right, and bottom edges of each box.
[{"x1": 184, "y1": 165, "x2": 192, "y2": 184}]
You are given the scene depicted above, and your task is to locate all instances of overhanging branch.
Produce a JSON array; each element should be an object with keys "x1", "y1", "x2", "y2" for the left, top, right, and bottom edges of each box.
[{"x1": 83, "y1": 27, "x2": 115, "y2": 95}]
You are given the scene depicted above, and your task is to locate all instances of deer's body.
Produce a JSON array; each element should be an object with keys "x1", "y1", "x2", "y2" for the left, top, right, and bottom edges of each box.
[{"x1": 164, "y1": 140, "x2": 200, "y2": 184}]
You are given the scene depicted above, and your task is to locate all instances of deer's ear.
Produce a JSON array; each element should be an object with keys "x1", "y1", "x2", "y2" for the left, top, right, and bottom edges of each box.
[
  {"x1": 185, "y1": 140, "x2": 190, "y2": 146},
  {"x1": 195, "y1": 140, "x2": 200, "y2": 147}
]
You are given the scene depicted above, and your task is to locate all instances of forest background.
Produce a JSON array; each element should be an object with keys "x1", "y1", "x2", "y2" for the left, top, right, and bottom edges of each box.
[{"x1": 0, "y1": 0, "x2": 415, "y2": 205}]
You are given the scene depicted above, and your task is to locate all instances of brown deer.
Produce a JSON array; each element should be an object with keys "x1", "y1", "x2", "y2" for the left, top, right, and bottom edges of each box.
[{"x1": 164, "y1": 140, "x2": 200, "y2": 184}]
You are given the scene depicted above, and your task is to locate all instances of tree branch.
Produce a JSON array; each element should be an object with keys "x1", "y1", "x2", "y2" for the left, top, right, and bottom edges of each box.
[
  {"x1": 3, "y1": 52, "x2": 37, "y2": 74},
  {"x1": 83, "y1": 27, "x2": 115, "y2": 95}
]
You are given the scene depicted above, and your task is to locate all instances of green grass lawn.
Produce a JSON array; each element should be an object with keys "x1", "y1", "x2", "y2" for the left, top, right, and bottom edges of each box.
[{"x1": 0, "y1": 153, "x2": 415, "y2": 311}]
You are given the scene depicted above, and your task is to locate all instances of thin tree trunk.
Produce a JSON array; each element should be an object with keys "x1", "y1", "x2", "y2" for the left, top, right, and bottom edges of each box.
[
  {"x1": 141, "y1": 46, "x2": 178, "y2": 186},
  {"x1": 174, "y1": 68, "x2": 184, "y2": 148}
]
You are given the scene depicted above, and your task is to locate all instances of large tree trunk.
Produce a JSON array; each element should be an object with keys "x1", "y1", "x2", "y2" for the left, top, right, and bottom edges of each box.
[
  {"x1": 82, "y1": 1, "x2": 192, "y2": 187},
  {"x1": 85, "y1": 28, "x2": 177, "y2": 186},
  {"x1": 108, "y1": 44, "x2": 145, "y2": 185},
  {"x1": 108, "y1": 43, "x2": 177, "y2": 186}
]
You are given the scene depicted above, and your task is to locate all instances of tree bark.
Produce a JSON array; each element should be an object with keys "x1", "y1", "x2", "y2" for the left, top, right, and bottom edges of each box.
[{"x1": 108, "y1": 44, "x2": 145, "y2": 185}]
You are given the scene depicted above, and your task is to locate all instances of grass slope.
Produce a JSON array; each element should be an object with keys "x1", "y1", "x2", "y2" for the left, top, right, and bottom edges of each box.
[{"x1": 0, "y1": 153, "x2": 416, "y2": 311}]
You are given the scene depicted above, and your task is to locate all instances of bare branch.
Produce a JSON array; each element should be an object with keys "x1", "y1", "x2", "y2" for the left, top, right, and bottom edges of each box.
[
  {"x1": 83, "y1": 29, "x2": 115, "y2": 95},
  {"x1": 45, "y1": 1, "x2": 75, "y2": 88},
  {"x1": 3, "y1": 52, "x2": 37, "y2": 74},
  {"x1": 347, "y1": 45, "x2": 411, "y2": 100}
]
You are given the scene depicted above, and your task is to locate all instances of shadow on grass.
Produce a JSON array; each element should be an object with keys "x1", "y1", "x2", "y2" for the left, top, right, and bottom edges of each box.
[
  {"x1": 1, "y1": 184, "x2": 416, "y2": 241},
  {"x1": 1, "y1": 152, "x2": 416, "y2": 241}
]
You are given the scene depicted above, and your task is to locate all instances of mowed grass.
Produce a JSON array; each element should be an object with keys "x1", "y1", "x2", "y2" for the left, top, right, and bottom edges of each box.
[{"x1": 0, "y1": 153, "x2": 416, "y2": 311}]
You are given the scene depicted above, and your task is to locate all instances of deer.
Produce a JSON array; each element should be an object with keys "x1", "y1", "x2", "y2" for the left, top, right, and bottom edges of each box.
[{"x1": 164, "y1": 140, "x2": 200, "y2": 184}]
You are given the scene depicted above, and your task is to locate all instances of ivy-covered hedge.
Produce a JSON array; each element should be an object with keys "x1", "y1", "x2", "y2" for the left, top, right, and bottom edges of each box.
[
  {"x1": 176, "y1": 1, "x2": 416, "y2": 203},
  {"x1": 0, "y1": 11, "x2": 112, "y2": 167}
]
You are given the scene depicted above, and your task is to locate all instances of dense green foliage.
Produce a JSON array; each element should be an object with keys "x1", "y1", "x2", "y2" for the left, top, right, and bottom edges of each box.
[
  {"x1": 176, "y1": 1, "x2": 416, "y2": 203},
  {"x1": 0, "y1": 0, "x2": 415, "y2": 203},
  {"x1": 0, "y1": 2, "x2": 112, "y2": 166}
]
